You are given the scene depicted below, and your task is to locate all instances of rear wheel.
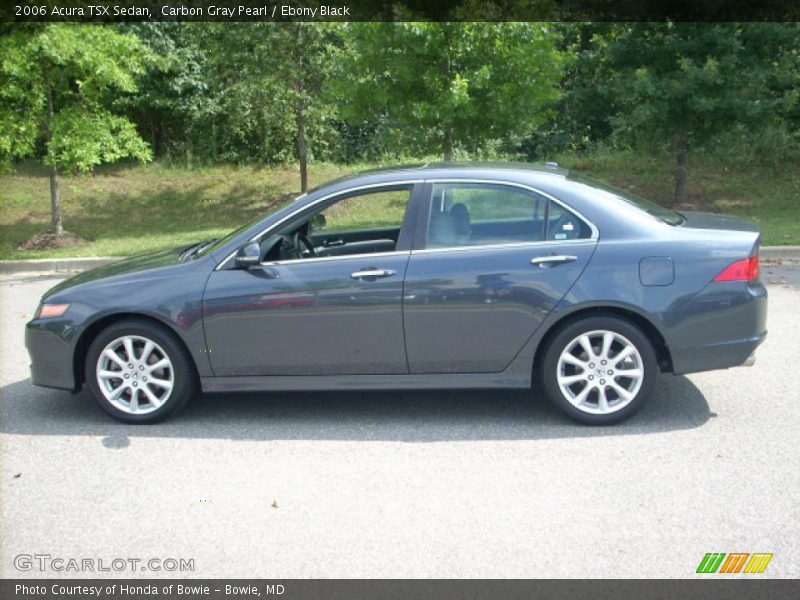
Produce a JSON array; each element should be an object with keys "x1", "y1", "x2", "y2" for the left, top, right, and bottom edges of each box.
[
  {"x1": 541, "y1": 316, "x2": 658, "y2": 425},
  {"x1": 85, "y1": 319, "x2": 196, "y2": 423}
]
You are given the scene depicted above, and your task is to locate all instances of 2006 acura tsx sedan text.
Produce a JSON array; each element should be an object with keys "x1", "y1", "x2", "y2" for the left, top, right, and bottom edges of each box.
[{"x1": 26, "y1": 163, "x2": 767, "y2": 424}]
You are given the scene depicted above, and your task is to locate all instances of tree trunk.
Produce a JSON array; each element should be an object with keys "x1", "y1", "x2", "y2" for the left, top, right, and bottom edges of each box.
[
  {"x1": 296, "y1": 106, "x2": 308, "y2": 193},
  {"x1": 44, "y1": 74, "x2": 63, "y2": 235},
  {"x1": 292, "y1": 25, "x2": 309, "y2": 193},
  {"x1": 674, "y1": 135, "x2": 688, "y2": 206},
  {"x1": 443, "y1": 125, "x2": 454, "y2": 162},
  {"x1": 49, "y1": 165, "x2": 62, "y2": 234},
  {"x1": 151, "y1": 121, "x2": 159, "y2": 157}
]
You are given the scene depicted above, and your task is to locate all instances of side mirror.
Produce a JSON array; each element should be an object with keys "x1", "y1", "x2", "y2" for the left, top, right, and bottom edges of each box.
[
  {"x1": 309, "y1": 213, "x2": 327, "y2": 232},
  {"x1": 234, "y1": 241, "x2": 261, "y2": 268}
]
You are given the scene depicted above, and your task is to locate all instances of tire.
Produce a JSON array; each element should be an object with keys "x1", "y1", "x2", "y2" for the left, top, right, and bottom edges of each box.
[
  {"x1": 85, "y1": 319, "x2": 197, "y2": 423},
  {"x1": 540, "y1": 316, "x2": 658, "y2": 425}
]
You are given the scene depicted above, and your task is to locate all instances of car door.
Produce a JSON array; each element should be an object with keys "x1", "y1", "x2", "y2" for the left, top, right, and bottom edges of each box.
[
  {"x1": 202, "y1": 184, "x2": 421, "y2": 376},
  {"x1": 402, "y1": 181, "x2": 598, "y2": 374}
]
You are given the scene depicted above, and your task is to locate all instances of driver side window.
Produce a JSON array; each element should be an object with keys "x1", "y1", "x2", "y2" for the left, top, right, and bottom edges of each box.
[
  {"x1": 319, "y1": 189, "x2": 411, "y2": 232},
  {"x1": 263, "y1": 186, "x2": 413, "y2": 262}
]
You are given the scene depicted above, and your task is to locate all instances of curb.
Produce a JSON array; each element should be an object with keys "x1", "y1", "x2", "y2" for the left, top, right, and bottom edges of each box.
[
  {"x1": 0, "y1": 257, "x2": 121, "y2": 274},
  {"x1": 760, "y1": 246, "x2": 800, "y2": 261},
  {"x1": 1, "y1": 246, "x2": 799, "y2": 275}
]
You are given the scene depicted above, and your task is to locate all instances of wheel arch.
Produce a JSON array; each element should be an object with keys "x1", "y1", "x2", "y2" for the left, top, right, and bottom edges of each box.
[
  {"x1": 74, "y1": 311, "x2": 197, "y2": 391},
  {"x1": 532, "y1": 304, "x2": 674, "y2": 378}
]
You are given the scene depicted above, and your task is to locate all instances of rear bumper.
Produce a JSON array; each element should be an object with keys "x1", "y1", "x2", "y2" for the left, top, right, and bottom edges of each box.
[
  {"x1": 672, "y1": 331, "x2": 766, "y2": 374},
  {"x1": 25, "y1": 321, "x2": 78, "y2": 391},
  {"x1": 669, "y1": 280, "x2": 767, "y2": 375}
]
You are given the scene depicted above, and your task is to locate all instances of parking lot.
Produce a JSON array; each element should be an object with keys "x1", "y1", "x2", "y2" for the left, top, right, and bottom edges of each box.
[{"x1": 1, "y1": 265, "x2": 799, "y2": 578}]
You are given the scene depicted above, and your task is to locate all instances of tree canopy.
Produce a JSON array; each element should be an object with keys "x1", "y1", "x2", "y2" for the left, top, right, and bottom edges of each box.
[
  {"x1": 2, "y1": 20, "x2": 799, "y2": 239},
  {"x1": 0, "y1": 24, "x2": 153, "y2": 232},
  {"x1": 601, "y1": 23, "x2": 795, "y2": 202},
  {"x1": 337, "y1": 22, "x2": 567, "y2": 160}
]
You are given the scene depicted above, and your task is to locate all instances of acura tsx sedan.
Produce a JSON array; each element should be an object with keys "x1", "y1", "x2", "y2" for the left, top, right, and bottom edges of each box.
[{"x1": 26, "y1": 163, "x2": 767, "y2": 424}]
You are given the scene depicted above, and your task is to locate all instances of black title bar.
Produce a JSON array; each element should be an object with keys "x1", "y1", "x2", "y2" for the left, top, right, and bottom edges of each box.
[
  {"x1": 2, "y1": 0, "x2": 800, "y2": 22},
  {"x1": 3, "y1": 579, "x2": 800, "y2": 600}
]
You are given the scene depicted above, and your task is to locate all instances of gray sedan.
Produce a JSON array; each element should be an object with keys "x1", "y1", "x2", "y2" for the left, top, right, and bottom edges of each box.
[{"x1": 25, "y1": 163, "x2": 767, "y2": 424}]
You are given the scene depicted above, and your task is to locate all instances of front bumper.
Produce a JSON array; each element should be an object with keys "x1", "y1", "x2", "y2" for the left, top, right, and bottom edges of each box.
[{"x1": 25, "y1": 321, "x2": 78, "y2": 391}]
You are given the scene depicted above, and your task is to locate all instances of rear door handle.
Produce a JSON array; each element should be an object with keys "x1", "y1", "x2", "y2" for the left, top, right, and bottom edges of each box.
[
  {"x1": 350, "y1": 269, "x2": 396, "y2": 279},
  {"x1": 530, "y1": 255, "x2": 578, "y2": 267}
]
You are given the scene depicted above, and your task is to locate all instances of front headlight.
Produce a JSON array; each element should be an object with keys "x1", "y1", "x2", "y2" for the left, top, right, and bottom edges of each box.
[{"x1": 35, "y1": 303, "x2": 70, "y2": 319}]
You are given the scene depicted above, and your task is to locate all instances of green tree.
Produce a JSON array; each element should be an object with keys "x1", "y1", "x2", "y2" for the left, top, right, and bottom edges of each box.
[
  {"x1": 118, "y1": 23, "x2": 210, "y2": 159},
  {"x1": 270, "y1": 23, "x2": 342, "y2": 192},
  {"x1": 605, "y1": 23, "x2": 793, "y2": 204},
  {"x1": 336, "y1": 22, "x2": 567, "y2": 160},
  {"x1": 0, "y1": 24, "x2": 152, "y2": 235},
  {"x1": 515, "y1": 23, "x2": 622, "y2": 159},
  {"x1": 195, "y1": 23, "x2": 341, "y2": 191}
]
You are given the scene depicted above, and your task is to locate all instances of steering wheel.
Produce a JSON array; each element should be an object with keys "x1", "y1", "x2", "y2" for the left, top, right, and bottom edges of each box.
[{"x1": 292, "y1": 232, "x2": 316, "y2": 258}]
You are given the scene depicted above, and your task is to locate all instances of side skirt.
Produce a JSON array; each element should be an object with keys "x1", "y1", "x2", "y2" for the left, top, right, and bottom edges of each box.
[{"x1": 201, "y1": 373, "x2": 532, "y2": 393}]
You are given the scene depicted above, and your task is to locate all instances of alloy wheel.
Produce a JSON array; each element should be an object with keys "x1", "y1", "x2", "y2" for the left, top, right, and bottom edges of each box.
[
  {"x1": 556, "y1": 329, "x2": 644, "y2": 415},
  {"x1": 95, "y1": 335, "x2": 174, "y2": 415}
]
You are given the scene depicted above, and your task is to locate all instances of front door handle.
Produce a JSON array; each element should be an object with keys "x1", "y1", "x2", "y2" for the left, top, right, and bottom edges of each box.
[
  {"x1": 350, "y1": 269, "x2": 396, "y2": 280},
  {"x1": 530, "y1": 255, "x2": 578, "y2": 267}
]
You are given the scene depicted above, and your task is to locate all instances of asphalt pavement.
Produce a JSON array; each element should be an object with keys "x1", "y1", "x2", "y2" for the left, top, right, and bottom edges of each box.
[{"x1": 1, "y1": 265, "x2": 798, "y2": 578}]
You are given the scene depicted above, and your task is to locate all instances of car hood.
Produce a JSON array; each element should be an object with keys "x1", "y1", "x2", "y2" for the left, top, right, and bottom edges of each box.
[
  {"x1": 44, "y1": 246, "x2": 187, "y2": 299},
  {"x1": 678, "y1": 211, "x2": 760, "y2": 233}
]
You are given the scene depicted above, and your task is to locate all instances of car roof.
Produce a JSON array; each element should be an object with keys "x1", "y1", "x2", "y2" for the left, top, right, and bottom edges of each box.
[
  {"x1": 309, "y1": 161, "x2": 571, "y2": 192},
  {"x1": 300, "y1": 161, "x2": 677, "y2": 241}
]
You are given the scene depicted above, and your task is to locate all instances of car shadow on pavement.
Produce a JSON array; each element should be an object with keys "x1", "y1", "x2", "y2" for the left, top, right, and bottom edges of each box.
[{"x1": 0, "y1": 374, "x2": 712, "y2": 442}]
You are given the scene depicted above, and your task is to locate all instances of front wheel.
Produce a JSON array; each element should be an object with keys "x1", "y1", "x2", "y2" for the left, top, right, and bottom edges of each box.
[
  {"x1": 541, "y1": 316, "x2": 658, "y2": 425},
  {"x1": 85, "y1": 319, "x2": 197, "y2": 423}
]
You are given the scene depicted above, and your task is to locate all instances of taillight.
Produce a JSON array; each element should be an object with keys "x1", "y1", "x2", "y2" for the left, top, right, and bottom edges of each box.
[{"x1": 713, "y1": 256, "x2": 760, "y2": 282}]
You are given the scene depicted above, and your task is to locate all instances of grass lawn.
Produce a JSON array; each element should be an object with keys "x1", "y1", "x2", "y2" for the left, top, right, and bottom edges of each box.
[
  {"x1": 0, "y1": 161, "x2": 358, "y2": 259},
  {"x1": 1, "y1": 154, "x2": 798, "y2": 259}
]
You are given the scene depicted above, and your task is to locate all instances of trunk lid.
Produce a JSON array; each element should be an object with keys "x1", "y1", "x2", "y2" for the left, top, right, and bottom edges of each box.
[{"x1": 678, "y1": 211, "x2": 760, "y2": 233}]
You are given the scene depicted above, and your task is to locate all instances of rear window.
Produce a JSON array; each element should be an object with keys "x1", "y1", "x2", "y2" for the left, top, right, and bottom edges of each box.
[{"x1": 569, "y1": 174, "x2": 685, "y2": 226}]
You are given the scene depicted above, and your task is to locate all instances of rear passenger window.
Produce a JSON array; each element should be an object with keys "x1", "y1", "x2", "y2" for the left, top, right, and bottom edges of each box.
[{"x1": 425, "y1": 183, "x2": 590, "y2": 248}]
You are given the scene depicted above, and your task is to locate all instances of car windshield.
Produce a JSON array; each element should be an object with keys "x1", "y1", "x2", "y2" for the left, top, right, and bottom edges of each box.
[
  {"x1": 570, "y1": 173, "x2": 685, "y2": 226},
  {"x1": 194, "y1": 194, "x2": 304, "y2": 257}
]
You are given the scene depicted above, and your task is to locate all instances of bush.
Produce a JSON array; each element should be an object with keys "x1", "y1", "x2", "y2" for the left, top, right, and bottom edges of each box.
[{"x1": 706, "y1": 124, "x2": 800, "y2": 170}]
